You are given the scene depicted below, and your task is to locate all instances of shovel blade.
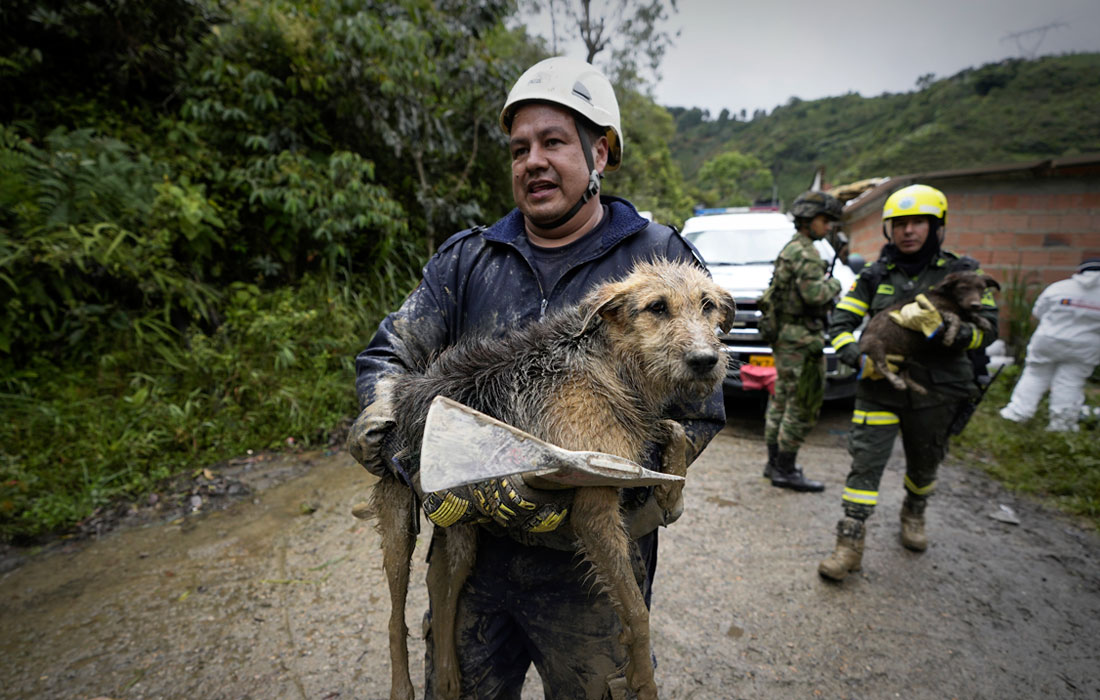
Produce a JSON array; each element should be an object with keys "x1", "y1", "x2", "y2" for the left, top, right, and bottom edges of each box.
[{"x1": 418, "y1": 396, "x2": 683, "y2": 493}]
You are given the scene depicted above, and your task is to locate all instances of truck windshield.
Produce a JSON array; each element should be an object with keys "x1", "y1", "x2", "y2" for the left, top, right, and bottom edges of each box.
[{"x1": 683, "y1": 229, "x2": 793, "y2": 265}]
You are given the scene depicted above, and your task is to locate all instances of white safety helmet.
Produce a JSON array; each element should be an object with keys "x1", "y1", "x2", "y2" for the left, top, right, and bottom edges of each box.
[{"x1": 499, "y1": 56, "x2": 623, "y2": 171}]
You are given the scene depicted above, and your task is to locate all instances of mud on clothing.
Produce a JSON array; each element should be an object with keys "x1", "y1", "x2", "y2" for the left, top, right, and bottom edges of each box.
[
  {"x1": 424, "y1": 529, "x2": 656, "y2": 700},
  {"x1": 763, "y1": 231, "x2": 841, "y2": 453},
  {"x1": 827, "y1": 250, "x2": 999, "y2": 518},
  {"x1": 354, "y1": 196, "x2": 726, "y2": 698}
]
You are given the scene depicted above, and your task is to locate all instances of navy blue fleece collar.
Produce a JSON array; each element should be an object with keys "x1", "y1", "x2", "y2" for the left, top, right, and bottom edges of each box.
[{"x1": 482, "y1": 196, "x2": 649, "y2": 251}]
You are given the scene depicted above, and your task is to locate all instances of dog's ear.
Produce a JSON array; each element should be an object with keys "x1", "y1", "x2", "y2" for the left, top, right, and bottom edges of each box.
[
  {"x1": 938, "y1": 271, "x2": 963, "y2": 290},
  {"x1": 579, "y1": 281, "x2": 627, "y2": 334},
  {"x1": 983, "y1": 274, "x2": 1001, "y2": 292},
  {"x1": 715, "y1": 287, "x2": 737, "y2": 334}
]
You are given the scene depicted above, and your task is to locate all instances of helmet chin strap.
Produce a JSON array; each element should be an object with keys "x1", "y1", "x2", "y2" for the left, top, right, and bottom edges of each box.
[{"x1": 539, "y1": 116, "x2": 601, "y2": 231}]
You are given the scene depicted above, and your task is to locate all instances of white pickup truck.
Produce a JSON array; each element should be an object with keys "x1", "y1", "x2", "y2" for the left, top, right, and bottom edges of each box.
[{"x1": 681, "y1": 207, "x2": 862, "y2": 401}]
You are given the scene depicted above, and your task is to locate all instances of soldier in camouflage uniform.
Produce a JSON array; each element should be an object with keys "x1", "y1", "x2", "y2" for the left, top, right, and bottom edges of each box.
[
  {"x1": 818, "y1": 184, "x2": 999, "y2": 581},
  {"x1": 762, "y1": 190, "x2": 844, "y2": 492}
]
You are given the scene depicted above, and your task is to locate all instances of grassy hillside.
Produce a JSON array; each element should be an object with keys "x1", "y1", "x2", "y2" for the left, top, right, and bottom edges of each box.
[{"x1": 669, "y1": 53, "x2": 1100, "y2": 205}]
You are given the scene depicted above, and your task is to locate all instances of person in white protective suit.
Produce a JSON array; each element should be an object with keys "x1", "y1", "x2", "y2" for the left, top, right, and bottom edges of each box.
[{"x1": 1000, "y1": 257, "x2": 1100, "y2": 431}]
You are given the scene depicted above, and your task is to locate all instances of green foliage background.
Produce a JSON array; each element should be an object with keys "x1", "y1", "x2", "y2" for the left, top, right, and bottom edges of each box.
[
  {"x1": 0, "y1": 0, "x2": 699, "y2": 540},
  {"x1": 670, "y1": 53, "x2": 1100, "y2": 207}
]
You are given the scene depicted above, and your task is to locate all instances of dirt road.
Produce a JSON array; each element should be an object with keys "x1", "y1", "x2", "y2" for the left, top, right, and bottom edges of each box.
[{"x1": 2, "y1": 400, "x2": 1098, "y2": 700}]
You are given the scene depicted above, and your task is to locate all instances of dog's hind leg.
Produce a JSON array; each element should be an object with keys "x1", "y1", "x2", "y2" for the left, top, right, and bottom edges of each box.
[
  {"x1": 426, "y1": 524, "x2": 476, "y2": 700},
  {"x1": 573, "y1": 487, "x2": 659, "y2": 700},
  {"x1": 370, "y1": 476, "x2": 418, "y2": 700}
]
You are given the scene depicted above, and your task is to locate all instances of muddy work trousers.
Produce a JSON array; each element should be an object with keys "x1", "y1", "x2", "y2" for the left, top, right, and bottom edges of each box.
[
  {"x1": 764, "y1": 344, "x2": 826, "y2": 453},
  {"x1": 840, "y1": 397, "x2": 958, "y2": 520},
  {"x1": 424, "y1": 528, "x2": 657, "y2": 699}
]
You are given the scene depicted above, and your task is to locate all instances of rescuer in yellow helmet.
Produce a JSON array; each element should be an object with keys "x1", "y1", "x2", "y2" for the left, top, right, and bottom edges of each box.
[{"x1": 820, "y1": 183, "x2": 1001, "y2": 581}]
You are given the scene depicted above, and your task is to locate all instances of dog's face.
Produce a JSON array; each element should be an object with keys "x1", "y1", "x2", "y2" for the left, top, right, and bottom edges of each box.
[
  {"x1": 938, "y1": 271, "x2": 1000, "y2": 311},
  {"x1": 584, "y1": 259, "x2": 735, "y2": 398}
]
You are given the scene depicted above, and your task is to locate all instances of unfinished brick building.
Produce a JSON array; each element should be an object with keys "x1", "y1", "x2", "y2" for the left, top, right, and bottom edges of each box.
[{"x1": 841, "y1": 154, "x2": 1100, "y2": 289}]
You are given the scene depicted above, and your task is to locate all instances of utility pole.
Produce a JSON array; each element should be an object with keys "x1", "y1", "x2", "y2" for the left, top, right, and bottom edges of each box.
[{"x1": 1001, "y1": 22, "x2": 1069, "y2": 59}]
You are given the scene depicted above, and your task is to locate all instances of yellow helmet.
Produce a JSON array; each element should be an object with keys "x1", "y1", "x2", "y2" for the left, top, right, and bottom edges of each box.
[{"x1": 882, "y1": 184, "x2": 947, "y2": 223}]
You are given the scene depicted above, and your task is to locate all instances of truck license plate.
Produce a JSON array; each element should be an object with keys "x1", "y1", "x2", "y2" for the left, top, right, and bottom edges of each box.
[{"x1": 748, "y1": 355, "x2": 774, "y2": 367}]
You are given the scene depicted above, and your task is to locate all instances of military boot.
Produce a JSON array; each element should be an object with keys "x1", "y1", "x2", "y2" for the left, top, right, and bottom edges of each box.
[
  {"x1": 770, "y1": 450, "x2": 825, "y2": 492},
  {"x1": 818, "y1": 517, "x2": 865, "y2": 581},
  {"x1": 762, "y1": 443, "x2": 779, "y2": 479},
  {"x1": 900, "y1": 493, "x2": 928, "y2": 552}
]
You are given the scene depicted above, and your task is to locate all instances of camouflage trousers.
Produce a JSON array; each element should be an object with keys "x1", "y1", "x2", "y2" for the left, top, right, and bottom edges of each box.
[
  {"x1": 839, "y1": 396, "x2": 957, "y2": 520},
  {"x1": 764, "y1": 340, "x2": 826, "y2": 453},
  {"x1": 423, "y1": 528, "x2": 657, "y2": 699}
]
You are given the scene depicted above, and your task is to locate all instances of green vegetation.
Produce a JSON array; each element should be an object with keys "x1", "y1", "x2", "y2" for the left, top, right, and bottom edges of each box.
[
  {"x1": 670, "y1": 53, "x2": 1100, "y2": 206},
  {"x1": 692, "y1": 150, "x2": 773, "y2": 208},
  {"x1": 1, "y1": 272, "x2": 417, "y2": 538},
  {"x1": 0, "y1": 0, "x2": 700, "y2": 541},
  {"x1": 0, "y1": 0, "x2": 508, "y2": 540},
  {"x1": 953, "y1": 365, "x2": 1100, "y2": 530}
]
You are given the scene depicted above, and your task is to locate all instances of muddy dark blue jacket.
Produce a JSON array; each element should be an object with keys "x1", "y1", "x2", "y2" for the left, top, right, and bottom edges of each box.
[{"x1": 354, "y1": 195, "x2": 726, "y2": 483}]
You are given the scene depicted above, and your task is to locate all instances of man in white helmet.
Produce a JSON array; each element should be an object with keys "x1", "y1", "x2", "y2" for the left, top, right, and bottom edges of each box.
[{"x1": 348, "y1": 57, "x2": 724, "y2": 698}]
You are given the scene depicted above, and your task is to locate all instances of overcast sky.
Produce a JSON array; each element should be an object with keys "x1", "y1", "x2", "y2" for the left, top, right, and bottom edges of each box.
[{"x1": 518, "y1": 0, "x2": 1100, "y2": 118}]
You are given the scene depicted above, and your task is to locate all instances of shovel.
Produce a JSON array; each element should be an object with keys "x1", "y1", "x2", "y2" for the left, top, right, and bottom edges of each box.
[{"x1": 418, "y1": 396, "x2": 684, "y2": 493}]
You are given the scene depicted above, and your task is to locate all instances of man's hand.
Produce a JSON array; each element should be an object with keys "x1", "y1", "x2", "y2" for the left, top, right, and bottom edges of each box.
[
  {"x1": 423, "y1": 474, "x2": 571, "y2": 533},
  {"x1": 472, "y1": 475, "x2": 571, "y2": 532},
  {"x1": 888, "y1": 293, "x2": 943, "y2": 339},
  {"x1": 859, "y1": 353, "x2": 905, "y2": 380},
  {"x1": 837, "y1": 342, "x2": 861, "y2": 369},
  {"x1": 347, "y1": 378, "x2": 398, "y2": 478}
]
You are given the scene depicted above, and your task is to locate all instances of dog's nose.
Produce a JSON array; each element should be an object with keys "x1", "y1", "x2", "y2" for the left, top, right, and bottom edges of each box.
[
  {"x1": 685, "y1": 349, "x2": 719, "y2": 373},
  {"x1": 968, "y1": 301, "x2": 982, "y2": 311}
]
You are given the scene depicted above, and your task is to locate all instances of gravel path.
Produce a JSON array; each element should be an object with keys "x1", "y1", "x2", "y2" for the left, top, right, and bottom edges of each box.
[{"x1": 2, "y1": 401, "x2": 1098, "y2": 699}]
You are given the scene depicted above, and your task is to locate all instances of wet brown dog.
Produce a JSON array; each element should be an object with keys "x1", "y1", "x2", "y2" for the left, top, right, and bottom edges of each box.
[
  {"x1": 357, "y1": 259, "x2": 734, "y2": 700},
  {"x1": 859, "y1": 270, "x2": 1000, "y2": 394}
]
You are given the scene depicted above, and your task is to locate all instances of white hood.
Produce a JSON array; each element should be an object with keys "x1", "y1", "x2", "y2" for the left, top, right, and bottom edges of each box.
[
  {"x1": 1073, "y1": 270, "x2": 1100, "y2": 288},
  {"x1": 708, "y1": 264, "x2": 775, "y2": 299}
]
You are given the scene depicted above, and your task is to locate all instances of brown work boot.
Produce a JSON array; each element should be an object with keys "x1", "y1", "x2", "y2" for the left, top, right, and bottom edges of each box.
[
  {"x1": 900, "y1": 494, "x2": 928, "y2": 552},
  {"x1": 818, "y1": 517, "x2": 865, "y2": 581}
]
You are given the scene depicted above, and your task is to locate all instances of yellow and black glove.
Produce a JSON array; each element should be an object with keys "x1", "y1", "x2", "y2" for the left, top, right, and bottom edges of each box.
[
  {"x1": 858, "y1": 353, "x2": 905, "y2": 381},
  {"x1": 423, "y1": 474, "x2": 570, "y2": 533},
  {"x1": 888, "y1": 294, "x2": 943, "y2": 339}
]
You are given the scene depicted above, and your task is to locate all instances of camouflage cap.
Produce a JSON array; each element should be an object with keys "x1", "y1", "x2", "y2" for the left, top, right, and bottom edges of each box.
[{"x1": 791, "y1": 190, "x2": 843, "y2": 220}]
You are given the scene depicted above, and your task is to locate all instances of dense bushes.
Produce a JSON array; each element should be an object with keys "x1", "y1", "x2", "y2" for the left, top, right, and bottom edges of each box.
[
  {"x1": 0, "y1": 270, "x2": 419, "y2": 539},
  {"x1": 0, "y1": 0, "x2": 517, "y2": 540}
]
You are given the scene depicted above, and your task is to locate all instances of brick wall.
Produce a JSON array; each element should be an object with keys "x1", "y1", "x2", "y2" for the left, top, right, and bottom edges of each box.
[
  {"x1": 842, "y1": 161, "x2": 1100, "y2": 290},
  {"x1": 835, "y1": 159, "x2": 1100, "y2": 349}
]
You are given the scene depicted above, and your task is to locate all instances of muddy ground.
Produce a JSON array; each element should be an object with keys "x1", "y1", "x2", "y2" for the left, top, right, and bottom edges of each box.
[{"x1": 2, "y1": 399, "x2": 1098, "y2": 700}]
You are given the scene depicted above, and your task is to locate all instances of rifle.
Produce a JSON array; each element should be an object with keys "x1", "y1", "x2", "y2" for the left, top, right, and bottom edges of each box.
[
  {"x1": 827, "y1": 231, "x2": 848, "y2": 278},
  {"x1": 948, "y1": 364, "x2": 1005, "y2": 436}
]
